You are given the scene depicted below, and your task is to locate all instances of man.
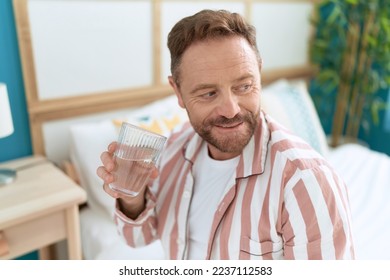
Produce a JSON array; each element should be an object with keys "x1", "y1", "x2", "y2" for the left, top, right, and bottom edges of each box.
[{"x1": 97, "y1": 9, "x2": 354, "y2": 259}]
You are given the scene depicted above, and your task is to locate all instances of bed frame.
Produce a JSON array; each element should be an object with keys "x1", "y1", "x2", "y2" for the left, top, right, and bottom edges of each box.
[{"x1": 13, "y1": 0, "x2": 315, "y2": 165}]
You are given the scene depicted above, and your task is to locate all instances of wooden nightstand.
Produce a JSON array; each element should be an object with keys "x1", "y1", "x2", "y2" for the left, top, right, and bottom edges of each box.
[{"x1": 0, "y1": 156, "x2": 87, "y2": 260}]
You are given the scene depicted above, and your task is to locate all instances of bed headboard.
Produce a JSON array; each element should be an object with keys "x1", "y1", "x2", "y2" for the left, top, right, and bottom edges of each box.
[{"x1": 13, "y1": 0, "x2": 315, "y2": 164}]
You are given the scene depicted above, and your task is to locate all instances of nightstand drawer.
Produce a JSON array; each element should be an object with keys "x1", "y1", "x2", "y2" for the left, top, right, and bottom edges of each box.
[
  {"x1": 0, "y1": 210, "x2": 66, "y2": 260},
  {"x1": 0, "y1": 156, "x2": 86, "y2": 259}
]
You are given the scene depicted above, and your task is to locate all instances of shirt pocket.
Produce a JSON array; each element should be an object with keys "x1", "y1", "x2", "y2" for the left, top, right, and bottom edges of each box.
[{"x1": 239, "y1": 236, "x2": 283, "y2": 260}]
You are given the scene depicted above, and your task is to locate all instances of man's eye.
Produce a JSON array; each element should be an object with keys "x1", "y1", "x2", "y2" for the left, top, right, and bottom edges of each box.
[
  {"x1": 237, "y1": 84, "x2": 252, "y2": 93},
  {"x1": 201, "y1": 91, "x2": 216, "y2": 98}
]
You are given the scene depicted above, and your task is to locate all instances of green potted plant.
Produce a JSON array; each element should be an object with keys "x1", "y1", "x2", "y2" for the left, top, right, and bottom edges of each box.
[{"x1": 309, "y1": 0, "x2": 390, "y2": 147}]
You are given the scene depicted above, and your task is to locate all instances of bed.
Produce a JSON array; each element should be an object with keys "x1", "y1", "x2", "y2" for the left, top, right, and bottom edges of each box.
[{"x1": 13, "y1": 0, "x2": 390, "y2": 260}]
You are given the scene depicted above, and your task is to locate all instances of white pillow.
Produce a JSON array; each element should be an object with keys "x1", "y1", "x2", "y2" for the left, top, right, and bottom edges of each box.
[
  {"x1": 261, "y1": 79, "x2": 329, "y2": 157},
  {"x1": 69, "y1": 95, "x2": 188, "y2": 218},
  {"x1": 69, "y1": 120, "x2": 117, "y2": 218}
]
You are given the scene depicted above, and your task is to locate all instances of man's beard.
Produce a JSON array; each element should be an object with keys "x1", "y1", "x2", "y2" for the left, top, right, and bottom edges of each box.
[{"x1": 190, "y1": 111, "x2": 259, "y2": 155}]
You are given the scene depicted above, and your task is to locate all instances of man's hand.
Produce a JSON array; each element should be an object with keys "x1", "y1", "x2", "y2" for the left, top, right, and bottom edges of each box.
[{"x1": 96, "y1": 142, "x2": 159, "y2": 219}]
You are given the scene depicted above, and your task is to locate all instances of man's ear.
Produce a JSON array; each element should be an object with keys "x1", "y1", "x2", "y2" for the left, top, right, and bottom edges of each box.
[{"x1": 168, "y1": 76, "x2": 185, "y2": 109}]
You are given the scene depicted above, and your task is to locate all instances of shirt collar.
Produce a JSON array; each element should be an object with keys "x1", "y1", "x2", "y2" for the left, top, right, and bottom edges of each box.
[{"x1": 237, "y1": 111, "x2": 270, "y2": 178}]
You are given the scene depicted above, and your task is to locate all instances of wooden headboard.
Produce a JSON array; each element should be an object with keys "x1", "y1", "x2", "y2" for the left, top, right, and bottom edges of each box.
[{"x1": 13, "y1": 0, "x2": 315, "y2": 164}]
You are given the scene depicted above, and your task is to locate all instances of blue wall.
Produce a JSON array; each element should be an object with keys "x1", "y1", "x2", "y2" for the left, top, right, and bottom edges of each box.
[
  {"x1": 1, "y1": 0, "x2": 34, "y2": 260},
  {"x1": 0, "y1": 0, "x2": 32, "y2": 162}
]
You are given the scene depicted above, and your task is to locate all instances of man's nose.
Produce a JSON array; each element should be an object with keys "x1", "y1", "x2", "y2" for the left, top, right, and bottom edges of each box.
[{"x1": 216, "y1": 91, "x2": 240, "y2": 119}]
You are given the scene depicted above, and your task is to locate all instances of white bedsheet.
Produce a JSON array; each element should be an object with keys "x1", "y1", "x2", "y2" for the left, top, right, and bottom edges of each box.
[
  {"x1": 80, "y1": 207, "x2": 165, "y2": 260},
  {"x1": 80, "y1": 143, "x2": 390, "y2": 260},
  {"x1": 327, "y1": 144, "x2": 390, "y2": 260}
]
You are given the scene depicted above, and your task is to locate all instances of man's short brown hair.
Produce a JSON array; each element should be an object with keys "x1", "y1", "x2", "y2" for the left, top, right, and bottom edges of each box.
[{"x1": 167, "y1": 9, "x2": 261, "y2": 86}]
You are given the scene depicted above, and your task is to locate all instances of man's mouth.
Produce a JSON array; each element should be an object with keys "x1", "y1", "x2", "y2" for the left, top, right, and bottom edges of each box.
[{"x1": 214, "y1": 122, "x2": 243, "y2": 129}]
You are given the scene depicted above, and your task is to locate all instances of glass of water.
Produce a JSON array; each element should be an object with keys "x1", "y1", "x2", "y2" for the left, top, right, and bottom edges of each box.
[{"x1": 109, "y1": 122, "x2": 167, "y2": 196}]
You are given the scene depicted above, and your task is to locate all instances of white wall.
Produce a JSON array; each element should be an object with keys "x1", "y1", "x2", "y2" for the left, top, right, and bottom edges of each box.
[{"x1": 28, "y1": 0, "x2": 313, "y2": 99}]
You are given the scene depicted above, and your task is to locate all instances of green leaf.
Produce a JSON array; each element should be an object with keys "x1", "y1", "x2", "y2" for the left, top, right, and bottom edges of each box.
[
  {"x1": 327, "y1": 5, "x2": 342, "y2": 25},
  {"x1": 371, "y1": 98, "x2": 389, "y2": 125},
  {"x1": 345, "y1": 0, "x2": 359, "y2": 5}
]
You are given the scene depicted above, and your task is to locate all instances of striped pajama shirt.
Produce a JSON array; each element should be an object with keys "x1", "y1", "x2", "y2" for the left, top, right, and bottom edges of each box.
[{"x1": 114, "y1": 111, "x2": 355, "y2": 259}]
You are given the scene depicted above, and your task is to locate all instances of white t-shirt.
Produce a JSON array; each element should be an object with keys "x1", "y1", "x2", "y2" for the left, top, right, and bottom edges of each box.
[{"x1": 187, "y1": 143, "x2": 240, "y2": 259}]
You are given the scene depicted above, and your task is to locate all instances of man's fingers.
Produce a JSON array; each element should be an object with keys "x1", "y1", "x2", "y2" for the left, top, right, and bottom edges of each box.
[
  {"x1": 102, "y1": 183, "x2": 120, "y2": 198},
  {"x1": 100, "y1": 151, "x2": 116, "y2": 172},
  {"x1": 108, "y1": 141, "x2": 117, "y2": 153},
  {"x1": 97, "y1": 166, "x2": 114, "y2": 184}
]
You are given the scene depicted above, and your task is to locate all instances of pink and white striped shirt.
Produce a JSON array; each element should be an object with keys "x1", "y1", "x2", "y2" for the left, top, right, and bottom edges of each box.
[{"x1": 114, "y1": 112, "x2": 355, "y2": 259}]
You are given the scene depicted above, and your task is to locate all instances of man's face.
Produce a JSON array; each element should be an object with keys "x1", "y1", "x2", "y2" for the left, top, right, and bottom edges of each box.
[{"x1": 169, "y1": 36, "x2": 261, "y2": 160}]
